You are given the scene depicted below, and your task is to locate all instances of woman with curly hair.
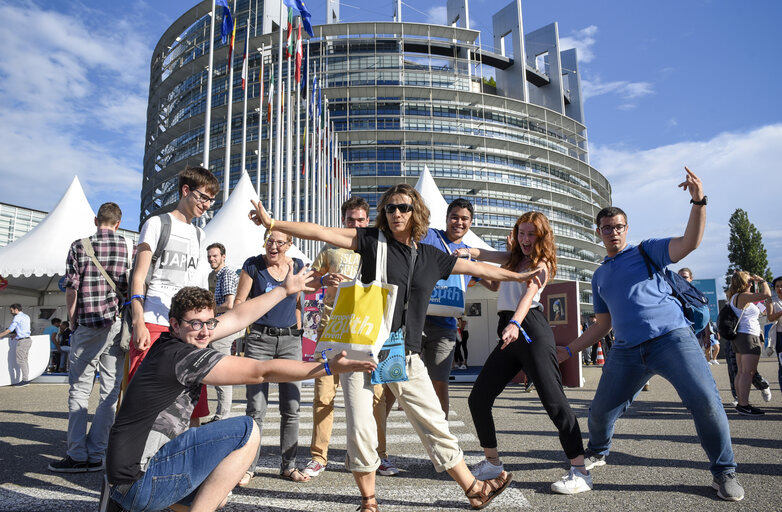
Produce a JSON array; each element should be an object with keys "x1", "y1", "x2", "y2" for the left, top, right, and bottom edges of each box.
[{"x1": 460, "y1": 211, "x2": 591, "y2": 495}]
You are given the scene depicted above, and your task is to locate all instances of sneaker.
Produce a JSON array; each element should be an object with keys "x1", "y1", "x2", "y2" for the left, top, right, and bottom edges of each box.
[
  {"x1": 302, "y1": 459, "x2": 326, "y2": 477},
  {"x1": 707, "y1": 360, "x2": 715, "y2": 365},
  {"x1": 470, "y1": 459, "x2": 503, "y2": 480},
  {"x1": 711, "y1": 359, "x2": 720, "y2": 365},
  {"x1": 551, "y1": 467, "x2": 593, "y2": 494},
  {"x1": 761, "y1": 388, "x2": 772, "y2": 402},
  {"x1": 712, "y1": 472, "x2": 744, "y2": 501},
  {"x1": 377, "y1": 458, "x2": 400, "y2": 476},
  {"x1": 202, "y1": 415, "x2": 222, "y2": 424},
  {"x1": 48, "y1": 456, "x2": 103, "y2": 473},
  {"x1": 11, "y1": 381, "x2": 29, "y2": 387},
  {"x1": 731, "y1": 399, "x2": 738, "y2": 407},
  {"x1": 584, "y1": 451, "x2": 606, "y2": 470},
  {"x1": 735, "y1": 404, "x2": 764, "y2": 416}
]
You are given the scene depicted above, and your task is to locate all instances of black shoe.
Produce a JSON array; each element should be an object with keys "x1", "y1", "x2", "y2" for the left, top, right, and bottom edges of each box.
[
  {"x1": 735, "y1": 404, "x2": 764, "y2": 416},
  {"x1": 11, "y1": 381, "x2": 29, "y2": 387},
  {"x1": 48, "y1": 455, "x2": 103, "y2": 473},
  {"x1": 202, "y1": 415, "x2": 223, "y2": 424}
]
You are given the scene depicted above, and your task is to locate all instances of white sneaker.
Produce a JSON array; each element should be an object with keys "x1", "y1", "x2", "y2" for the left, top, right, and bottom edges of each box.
[
  {"x1": 551, "y1": 467, "x2": 593, "y2": 495},
  {"x1": 761, "y1": 388, "x2": 772, "y2": 402},
  {"x1": 470, "y1": 459, "x2": 503, "y2": 480},
  {"x1": 302, "y1": 459, "x2": 326, "y2": 477},
  {"x1": 712, "y1": 359, "x2": 720, "y2": 365},
  {"x1": 707, "y1": 360, "x2": 715, "y2": 365}
]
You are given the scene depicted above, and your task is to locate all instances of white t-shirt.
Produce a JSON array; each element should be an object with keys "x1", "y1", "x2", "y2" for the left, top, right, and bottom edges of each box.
[
  {"x1": 773, "y1": 296, "x2": 782, "y2": 333},
  {"x1": 139, "y1": 213, "x2": 206, "y2": 326},
  {"x1": 729, "y1": 294, "x2": 761, "y2": 336},
  {"x1": 498, "y1": 280, "x2": 544, "y2": 312}
]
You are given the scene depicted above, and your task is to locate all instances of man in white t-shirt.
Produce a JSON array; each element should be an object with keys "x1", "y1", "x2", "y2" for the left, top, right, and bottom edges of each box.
[{"x1": 128, "y1": 166, "x2": 220, "y2": 380}]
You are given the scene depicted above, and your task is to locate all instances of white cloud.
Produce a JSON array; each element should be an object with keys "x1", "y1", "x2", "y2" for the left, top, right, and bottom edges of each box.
[
  {"x1": 559, "y1": 25, "x2": 598, "y2": 63},
  {"x1": 426, "y1": 6, "x2": 447, "y2": 25},
  {"x1": 591, "y1": 124, "x2": 782, "y2": 292},
  {"x1": 581, "y1": 76, "x2": 654, "y2": 101},
  {"x1": 0, "y1": 1, "x2": 149, "y2": 225}
]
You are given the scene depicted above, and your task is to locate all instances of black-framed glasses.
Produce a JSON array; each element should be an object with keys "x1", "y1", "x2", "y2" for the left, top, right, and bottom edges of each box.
[
  {"x1": 266, "y1": 239, "x2": 290, "y2": 248},
  {"x1": 599, "y1": 224, "x2": 627, "y2": 235},
  {"x1": 384, "y1": 203, "x2": 414, "y2": 214},
  {"x1": 190, "y1": 188, "x2": 215, "y2": 205},
  {"x1": 181, "y1": 318, "x2": 219, "y2": 330}
]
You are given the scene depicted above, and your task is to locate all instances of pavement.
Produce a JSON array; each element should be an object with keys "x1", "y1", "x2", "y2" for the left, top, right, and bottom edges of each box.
[{"x1": 0, "y1": 359, "x2": 780, "y2": 512}]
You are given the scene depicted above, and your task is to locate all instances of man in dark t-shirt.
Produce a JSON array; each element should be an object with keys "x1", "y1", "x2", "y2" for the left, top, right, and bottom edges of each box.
[{"x1": 102, "y1": 266, "x2": 375, "y2": 512}]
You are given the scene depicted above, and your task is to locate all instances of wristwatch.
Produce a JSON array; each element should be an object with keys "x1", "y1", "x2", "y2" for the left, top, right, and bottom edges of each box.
[{"x1": 690, "y1": 196, "x2": 708, "y2": 206}]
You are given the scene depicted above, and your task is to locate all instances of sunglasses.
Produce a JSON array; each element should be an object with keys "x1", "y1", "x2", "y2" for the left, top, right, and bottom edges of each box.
[{"x1": 384, "y1": 203, "x2": 414, "y2": 214}]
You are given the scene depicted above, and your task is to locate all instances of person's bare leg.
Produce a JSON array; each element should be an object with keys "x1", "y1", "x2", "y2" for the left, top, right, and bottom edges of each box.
[
  {"x1": 569, "y1": 454, "x2": 588, "y2": 475},
  {"x1": 431, "y1": 380, "x2": 449, "y2": 418},
  {"x1": 352, "y1": 470, "x2": 377, "y2": 510},
  {"x1": 188, "y1": 422, "x2": 261, "y2": 512},
  {"x1": 736, "y1": 353, "x2": 760, "y2": 406}
]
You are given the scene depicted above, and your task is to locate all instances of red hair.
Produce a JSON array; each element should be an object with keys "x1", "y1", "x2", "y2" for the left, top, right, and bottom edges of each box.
[{"x1": 504, "y1": 211, "x2": 557, "y2": 279}]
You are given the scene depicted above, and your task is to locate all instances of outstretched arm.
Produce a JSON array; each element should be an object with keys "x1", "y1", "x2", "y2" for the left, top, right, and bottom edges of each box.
[
  {"x1": 498, "y1": 262, "x2": 548, "y2": 349},
  {"x1": 249, "y1": 199, "x2": 358, "y2": 251},
  {"x1": 452, "y1": 258, "x2": 543, "y2": 287},
  {"x1": 668, "y1": 166, "x2": 706, "y2": 263}
]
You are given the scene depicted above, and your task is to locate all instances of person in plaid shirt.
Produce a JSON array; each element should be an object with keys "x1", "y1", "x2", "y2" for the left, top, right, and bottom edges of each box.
[
  {"x1": 204, "y1": 242, "x2": 243, "y2": 423},
  {"x1": 49, "y1": 202, "x2": 132, "y2": 473}
]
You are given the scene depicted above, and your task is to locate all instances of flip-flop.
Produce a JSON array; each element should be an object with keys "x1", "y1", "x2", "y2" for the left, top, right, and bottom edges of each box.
[
  {"x1": 237, "y1": 470, "x2": 254, "y2": 487},
  {"x1": 280, "y1": 467, "x2": 311, "y2": 482}
]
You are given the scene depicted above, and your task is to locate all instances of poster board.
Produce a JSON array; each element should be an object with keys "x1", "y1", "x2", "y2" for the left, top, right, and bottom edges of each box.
[
  {"x1": 540, "y1": 281, "x2": 582, "y2": 387},
  {"x1": 301, "y1": 289, "x2": 324, "y2": 362}
]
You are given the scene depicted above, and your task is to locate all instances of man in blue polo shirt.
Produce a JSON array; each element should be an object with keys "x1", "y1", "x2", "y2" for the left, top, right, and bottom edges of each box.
[{"x1": 558, "y1": 167, "x2": 744, "y2": 502}]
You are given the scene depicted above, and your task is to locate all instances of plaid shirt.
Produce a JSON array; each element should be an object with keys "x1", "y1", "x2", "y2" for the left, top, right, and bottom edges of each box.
[
  {"x1": 214, "y1": 265, "x2": 239, "y2": 309},
  {"x1": 65, "y1": 229, "x2": 131, "y2": 328}
]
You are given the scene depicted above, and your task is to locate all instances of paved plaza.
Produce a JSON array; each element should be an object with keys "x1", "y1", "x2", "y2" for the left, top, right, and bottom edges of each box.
[{"x1": 1, "y1": 359, "x2": 780, "y2": 511}]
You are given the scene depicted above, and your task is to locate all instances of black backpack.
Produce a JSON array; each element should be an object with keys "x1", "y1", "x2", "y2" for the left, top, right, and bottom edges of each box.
[{"x1": 717, "y1": 300, "x2": 740, "y2": 340}]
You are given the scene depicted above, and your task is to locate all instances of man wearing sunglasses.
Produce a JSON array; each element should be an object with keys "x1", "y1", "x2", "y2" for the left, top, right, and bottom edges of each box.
[
  {"x1": 103, "y1": 270, "x2": 376, "y2": 512},
  {"x1": 557, "y1": 167, "x2": 744, "y2": 502}
]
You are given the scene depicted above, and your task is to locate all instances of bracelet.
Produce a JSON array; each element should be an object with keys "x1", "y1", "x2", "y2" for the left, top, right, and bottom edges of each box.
[
  {"x1": 320, "y1": 275, "x2": 325, "y2": 286},
  {"x1": 321, "y1": 349, "x2": 332, "y2": 375},
  {"x1": 508, "y1": 319, "x2": 522, "y2": 330},
  {"x1": 131, "y1": 294, "x2": 144, "y2": 300},
  {"x1": 565, "y1": 346, "x2": 572, "y2": 358}
]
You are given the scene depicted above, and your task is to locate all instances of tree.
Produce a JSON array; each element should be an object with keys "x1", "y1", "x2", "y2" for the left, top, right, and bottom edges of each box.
[{"x1": 725, "y1": 208, "x2": 772, "y2": 287}]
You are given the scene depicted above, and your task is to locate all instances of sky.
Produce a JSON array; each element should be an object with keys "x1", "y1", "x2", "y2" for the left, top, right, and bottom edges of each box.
[{"x1": 1, "y1": 0, "x2": 781, "y2": 288}]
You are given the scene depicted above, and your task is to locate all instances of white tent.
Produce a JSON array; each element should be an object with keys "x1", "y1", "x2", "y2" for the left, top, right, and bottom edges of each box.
[
  {"x1": 414, "y1": 165, "x2": 495, "y2": 251},
  {"x1": 199, "y1": 172, "x2": 310, "y2": 280}
]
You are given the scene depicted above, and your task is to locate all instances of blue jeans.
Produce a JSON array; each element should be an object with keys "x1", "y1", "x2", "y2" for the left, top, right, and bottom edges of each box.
[
  {"x1": 110, "y1": 416, "x2": 254, "y2": 511},
  {"x1": 587, "y1": 327, "x2": 736, "y2": 477}
]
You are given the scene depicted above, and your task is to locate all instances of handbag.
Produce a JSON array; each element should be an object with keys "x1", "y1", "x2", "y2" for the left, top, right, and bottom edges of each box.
[
  {"x1": 316, "y1": 232, "x2": 398, "y2": 362},
  {"x1": 426, "y1": 231, "x2": 466, "y2": 317}
]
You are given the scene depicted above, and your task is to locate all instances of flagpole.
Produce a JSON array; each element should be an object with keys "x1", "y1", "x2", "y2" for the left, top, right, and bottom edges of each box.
[
  {"x1": 274, "y1": 3, "x2": 284, "y2": 219},
  {"x1": 285, "y1": 31, "x2": 293, "y2": 221},
  {"x1": 294, "y1": 17, "x2": 301, "y2": 224},
  {"x1": 240, "y1": 21, "x2": 250, "y2": 177},
  {"x1": 256, "y1": 43, "x2": 264, "y2": 198},
  {"x1": 223, "y1": 0, "x2": 238, "y2": 204},
  {"x1": 303, "y1": 40, "x2": 310, "y2": 254},
  {"x1": 204, "y1": 0, "x2": 217, "y2": 167}
]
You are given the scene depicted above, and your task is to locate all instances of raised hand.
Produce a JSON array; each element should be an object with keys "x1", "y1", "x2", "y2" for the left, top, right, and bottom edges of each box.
[
  {"x1": 282, "y1": 262, "x2": 315, "y2": 295},
  {"x1": 678, "y1": 166, "x2": 704, "y2": 201},
  {"x1": 248, "y1": 199, "x2": 273, "y2": 228}
]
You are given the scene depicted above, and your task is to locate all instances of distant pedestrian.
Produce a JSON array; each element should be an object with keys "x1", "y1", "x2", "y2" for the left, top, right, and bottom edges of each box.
[
  {"x1": 1, "y1": 303, "x2": 32, "y2": 386},
  {"x1": 765, "y1": 276, "x2": 782, "y2": 393}
]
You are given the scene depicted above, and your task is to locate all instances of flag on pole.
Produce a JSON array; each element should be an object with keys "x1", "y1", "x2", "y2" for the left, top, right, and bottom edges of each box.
[
  {"x1": 293, "y1": 0, "x2": 314, "y2": 37},
  {"x1": 295, "y1": 22, "x2": 303, "y2": 84},
  {"x1": 227, "y1": 11, "x2": 237, "y2": 67},
  {"x1": 284, "y1": 8, "x2": 295, "y2": 59},
  {"x1": 267, "y1": 74, "x2": 274, "y2": 123},
  {"x1": 217, "y1": 0, "x2": 233, "y2": 44},
  {"x1": 241, "y1": 28, "x2": 249, "y2": 89}
]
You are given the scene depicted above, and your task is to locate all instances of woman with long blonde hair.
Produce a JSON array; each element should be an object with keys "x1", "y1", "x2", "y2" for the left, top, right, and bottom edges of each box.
[
  {"x1": 460, "y1": 211, "x2": 591, "y2": 495},
  {"x1": 726, "y1": 270, "x2": 771, "y2": 415}
]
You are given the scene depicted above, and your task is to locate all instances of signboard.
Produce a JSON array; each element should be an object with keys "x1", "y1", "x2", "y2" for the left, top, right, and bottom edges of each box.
[
  {"x1": 301, "y1": 289, "x2": 324, "y2": 362},
  {"x1": 692, "y1": 278, "x2": 719, "y2": 321},
  {"x1": 540, "y1": 281, "x2": 581, "y2": 387}
]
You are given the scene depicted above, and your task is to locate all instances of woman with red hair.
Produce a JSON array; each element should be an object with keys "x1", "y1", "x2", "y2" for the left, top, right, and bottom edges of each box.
[{"x1": 461, "y1": 211, "x2": 591, "y2": 495}]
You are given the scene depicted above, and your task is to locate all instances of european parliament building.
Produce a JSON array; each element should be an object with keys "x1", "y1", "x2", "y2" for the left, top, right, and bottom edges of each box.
[{"x1": 144, "y1": 0, "x2": 611, "y2": 308}]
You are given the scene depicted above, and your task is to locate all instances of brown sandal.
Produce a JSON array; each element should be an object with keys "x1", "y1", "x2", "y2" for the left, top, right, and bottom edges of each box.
[
  {"x1": 465, "y1": 471, "x2": 513, "y2": 510},
  {"x1": 280, "y1": 467, "x2": 311, "y2": 482},
  {"x1": 356, "y1": 494, "x2": 379, "y2": 512},
  {"x1": 237, "y1": 470, "x2": 254, "y2": 487}
]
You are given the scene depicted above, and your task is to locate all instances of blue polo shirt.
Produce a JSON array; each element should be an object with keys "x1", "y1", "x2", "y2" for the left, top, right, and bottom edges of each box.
[
  {"x1": 591, "y1": 238, "x2": 690, "y2": 348},
  {"x1": 421, "y1": 228, "x2": 473, "y2": 330}
]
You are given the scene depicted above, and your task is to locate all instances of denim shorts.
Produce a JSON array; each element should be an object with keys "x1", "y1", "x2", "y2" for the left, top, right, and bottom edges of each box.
[{"x1": 111, "y1": 416, "x2": 254, "y2": 511}]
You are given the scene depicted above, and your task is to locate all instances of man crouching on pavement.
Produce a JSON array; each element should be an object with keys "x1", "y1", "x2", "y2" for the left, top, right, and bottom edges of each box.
[{"x1": 102, "y1": 263, "x2": 375, "y2": 512}]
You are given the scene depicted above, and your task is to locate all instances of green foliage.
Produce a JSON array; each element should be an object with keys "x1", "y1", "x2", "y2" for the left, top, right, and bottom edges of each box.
[
  {"x1": 482, "y1": 77, "x2": 496, "y2": 87},
  {"x1": 725, "y1": 208, "x2": 772, "y2": 287}
]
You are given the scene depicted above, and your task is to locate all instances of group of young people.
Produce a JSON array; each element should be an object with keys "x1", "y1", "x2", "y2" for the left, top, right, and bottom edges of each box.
[{"x1": 34, "y1": 162, "x2": 746, "y2": 512}]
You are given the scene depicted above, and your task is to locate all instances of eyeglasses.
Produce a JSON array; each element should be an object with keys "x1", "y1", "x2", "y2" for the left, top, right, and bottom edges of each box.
[
  {"x1": 384, "y1": 203, "x2": 414, "y2": 214},
  {"x1": 599, "y1": 224, "x2": 627, "y2": 235},
  {"x1": 181, "y1": 318, "x2": 219, "y2": 330},
  {"x1": 190, "y1": 188, "x2": 215, "y2": 205},
  {"x1": 266, "y1": 239, "x2": 289, "y2": 248}
]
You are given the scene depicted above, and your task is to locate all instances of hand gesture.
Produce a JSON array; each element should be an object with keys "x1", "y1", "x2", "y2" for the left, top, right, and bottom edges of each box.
[
  {"x1": 134, "y1": 322, "x2": 151, "y2": 351},
  {"x1": 453, "y1": 248, "x2": 471, "y2": 259},
  {"x1": 518, "y1": 267, "x2": 545, "y2": 288},
  {"x1": 500, "y1": 323, "x2": 519, "y2": 349},
  {"x1": 282, "y1": 262, "x2": 316, "y2": 295},
  {"x1": 248, "y1": 199, "x2": 273, "y2": 228},
  {"x1": 323, "y1": 273, "x2": 349, "y2": 287},
  {"x1": 679, "y1": 166, "x2": 704, "y2": 202},
  {"x1": 555, "y1": 346, "x2": 570, "y2": 363},
  {"x1": 328, "y1": 350, "x2": 377, "y2": 374}
]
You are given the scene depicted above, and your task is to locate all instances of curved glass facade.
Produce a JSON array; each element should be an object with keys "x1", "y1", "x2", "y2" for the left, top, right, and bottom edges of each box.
[{"x1": 144, "y1": 3, "x2": 611, "y2": 301}]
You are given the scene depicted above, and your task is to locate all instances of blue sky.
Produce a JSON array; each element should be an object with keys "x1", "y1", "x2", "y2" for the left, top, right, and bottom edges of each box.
[{"x1": 1, "y1": 0, "x2": 781, "y2": 286}]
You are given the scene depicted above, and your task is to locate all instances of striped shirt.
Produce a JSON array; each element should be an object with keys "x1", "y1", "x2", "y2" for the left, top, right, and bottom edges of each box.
[{"x1": 65, "y1": 229, "x2": 131, "y2": 328}]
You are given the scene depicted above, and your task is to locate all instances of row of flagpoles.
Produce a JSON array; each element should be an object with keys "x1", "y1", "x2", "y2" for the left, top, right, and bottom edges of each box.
[{"x1": 201, "y1": 0, "x2": 350, "y2": 257}]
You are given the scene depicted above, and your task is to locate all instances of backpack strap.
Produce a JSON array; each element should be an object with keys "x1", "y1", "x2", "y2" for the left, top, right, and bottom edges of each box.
[
  {"x1": 82, "y1": 237, "x2": 123, "y2": 303},
  {"x1": 637, "y1": 240, "x2": 657, "y2": 280},
  {"x1": 145, "y1": 213, "x2": 172, "y2": 289}
]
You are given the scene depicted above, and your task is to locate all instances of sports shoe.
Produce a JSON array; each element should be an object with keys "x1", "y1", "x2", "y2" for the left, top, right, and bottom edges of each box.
[
  {"x1": 551, "y1": 467, "x2": 593, "y2": 494},
  {"x1": 735, "y1": 404, "x2": 764, "y2": 416},
  {"x1": 377, "y1": 458, "x2": 400, "y2": 476},
  {"x1": 470, "y1": 459, "x2": 504, "y2": 480},
  {"x1": 48, "y1": 455, "x2": 103, "y2": 473},
  {"x1": 761, "y1": 388, "x2": 772, "y2": 402},
  {"x1": 711, "y1": 359, "x2": 720, "y2": 365},
  {"x1": 712, "y1": 472, "x2": 744, "y2": 501},
  {"x1": 302, "y1": 459, "x2": 326, "y2": 477},
  {"x1": 584, "y1": 451, "x2": 606, "y2": 470},
  {"x1": 707, "y1": 360, "x2": 715, "y2": 365}
]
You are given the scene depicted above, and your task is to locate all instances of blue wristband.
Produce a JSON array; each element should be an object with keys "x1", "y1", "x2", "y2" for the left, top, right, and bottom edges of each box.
[
  {"x1": 321, "y1": 349, "x2": 332, "y2": 375},
  {"x1": 565, "y1": 346, "x2": 572, "y2": 358},
  {"x1": 508, "y1": 320, "x2": 532, "y2": 343}
]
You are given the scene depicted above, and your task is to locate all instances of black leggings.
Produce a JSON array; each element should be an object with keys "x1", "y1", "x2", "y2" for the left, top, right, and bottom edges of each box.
[
  {"x1": 455, "y1": 331, "x2": 469, "y2": 364},
  {"x1": 468, "y1": 308, "x2": 584, "y2": 460}
]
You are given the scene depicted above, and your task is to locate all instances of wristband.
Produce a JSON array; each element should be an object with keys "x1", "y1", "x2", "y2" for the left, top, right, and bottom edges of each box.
[
  {"x1": 508, "y1": 319, "x2": 532, "y2": 343},
  {"x1": 321, "y1": 349, "x2": 332, "y2": 375},
  {"x1": 565, "y1": 346, "x2": 572, "y2": 358},
  {"x1": 320, "y1": 275, "x2": 325, "y2": 286},
  {"x1": 268, "y1": 218, "x2": 275, "y2": 233},
  {"x1": 131, "y1": 294, "x2": 144, "y2": 300},
  {"x1": 508, "y1": 319, "x2": 522, "y2": 330}
]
